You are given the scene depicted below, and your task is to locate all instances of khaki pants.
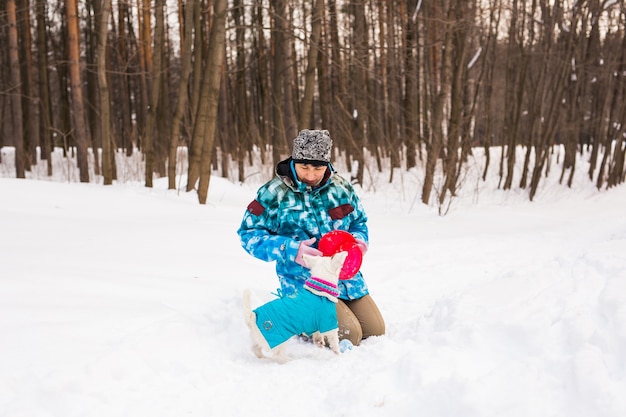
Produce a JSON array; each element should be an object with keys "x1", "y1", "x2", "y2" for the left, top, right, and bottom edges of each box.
[{"x1": 336, "y1": 294, "x2": 385, "y2": 346}]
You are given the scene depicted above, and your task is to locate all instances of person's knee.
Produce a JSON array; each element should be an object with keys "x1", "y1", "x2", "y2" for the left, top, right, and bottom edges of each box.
[
  {"x1": 350, "y1": 295, "x2": 385, "y2": 339},
  {"x1": 337, "y1": 300, "x2": 363, "y2": 346},
  {"x1": 362, "y1": 310, "x2": 385, "y2": 338}
]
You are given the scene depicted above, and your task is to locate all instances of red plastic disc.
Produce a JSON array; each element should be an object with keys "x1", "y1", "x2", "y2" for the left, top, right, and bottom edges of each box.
[
  {"x1": 337, "y1": 241, "x2": 362, "y2": 280},
  {"x1": 318, "y1": 230, "x2": 355, "y2": 256},
  {"x1": 318, "y1": 230, "x2": 362, "y2": 280}
]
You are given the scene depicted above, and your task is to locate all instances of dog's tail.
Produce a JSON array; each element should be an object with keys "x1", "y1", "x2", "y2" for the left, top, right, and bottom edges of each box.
[
  {"x1": 242, "y1": 289, "x2": 270, "y2": 360},
  {"x1": 242, "y1": 288, "x2": 254, "y2": 327}
]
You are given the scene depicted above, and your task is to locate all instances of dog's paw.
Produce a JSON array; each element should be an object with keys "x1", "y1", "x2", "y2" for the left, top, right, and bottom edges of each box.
[
  {"x1": 325, "y1": 332, "x2": 341, "y2": 354},
  {"x1": 312, "y1": 332, "x2": 325, "y2": 348},
  {"x1": 250, "y1": 343, "x2": 264, "y2": 359}
]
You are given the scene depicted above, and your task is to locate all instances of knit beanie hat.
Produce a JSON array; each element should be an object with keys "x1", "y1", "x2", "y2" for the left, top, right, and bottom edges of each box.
[{"x1": 292, "y1": 129, "x2": 332, "y2": 166}]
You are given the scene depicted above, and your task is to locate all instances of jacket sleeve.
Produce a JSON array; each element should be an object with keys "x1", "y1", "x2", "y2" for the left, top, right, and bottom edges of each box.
[
  {"x1": 237, "y1": 186, "x2": 300, "y2": 265},
  {"x1": 341, "y1": 178, "x2": 369, "y2": 244}
]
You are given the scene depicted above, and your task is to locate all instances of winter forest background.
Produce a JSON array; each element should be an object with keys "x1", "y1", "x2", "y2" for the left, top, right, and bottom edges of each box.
[{"x1": 0, "y1": 0, "x2": 625, "y2": 207}]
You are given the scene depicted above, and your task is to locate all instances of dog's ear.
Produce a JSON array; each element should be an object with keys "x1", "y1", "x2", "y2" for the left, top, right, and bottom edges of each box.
[
  {"x1": 304, "y1": 251, "x2": 348, "y2": 280},
  {"x1": 332, "y1": 251, "x2": 348, "y2": 268},
  {"x1": 301, "y1": 253, "x2": 319, "y2": 269},
  {"x1": 301, "y1": 253, "x2": 332, "y2": 268}
]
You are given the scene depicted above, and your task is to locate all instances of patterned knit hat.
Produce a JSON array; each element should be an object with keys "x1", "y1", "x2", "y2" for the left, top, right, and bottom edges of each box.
[{"x1": 292, "y1": 129, "x2": 332, "y2": 166}]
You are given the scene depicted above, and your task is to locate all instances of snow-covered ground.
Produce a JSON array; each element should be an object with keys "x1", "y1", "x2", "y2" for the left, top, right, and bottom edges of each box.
[{"x1": 1, "y1": 147, "x2": 625, "y2": 417}]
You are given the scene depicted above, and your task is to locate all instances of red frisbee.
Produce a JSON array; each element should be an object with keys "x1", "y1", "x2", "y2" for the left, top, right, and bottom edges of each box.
[
  {"x1": 318, "y1": 230, "x2": 355, "y2": 255},
  {"x1": 318, "y1": 230, "x2": 363, "y2": 280}
]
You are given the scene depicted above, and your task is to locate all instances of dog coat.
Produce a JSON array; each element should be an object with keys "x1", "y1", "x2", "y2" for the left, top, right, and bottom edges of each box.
[{"x1": 253, "y1": 277, "x2": 338, "y2": 349}]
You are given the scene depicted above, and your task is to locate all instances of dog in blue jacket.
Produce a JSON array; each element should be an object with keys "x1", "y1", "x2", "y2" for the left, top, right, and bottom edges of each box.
[{"x1": 243, "y1": 251, "x2": 348, "y2": 363}]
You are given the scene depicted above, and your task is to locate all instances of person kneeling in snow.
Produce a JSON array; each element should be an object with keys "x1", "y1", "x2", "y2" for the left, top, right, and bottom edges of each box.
[{"x1": 237, "y1": 129, "x2": 385, "y2": 346}]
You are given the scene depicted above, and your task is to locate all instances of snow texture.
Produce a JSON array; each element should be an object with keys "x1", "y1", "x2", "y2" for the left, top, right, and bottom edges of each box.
[{"x1": 1, "y1": 147, "x2": 625, "y2": 417}]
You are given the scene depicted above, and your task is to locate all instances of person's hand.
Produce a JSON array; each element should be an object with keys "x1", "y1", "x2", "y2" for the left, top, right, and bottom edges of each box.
[
  {"x1": 295, "y1": 237, "x2": 322, "y2": 267},
  {"x1": 354, "y1": 238, "x2": 368, "y2": 255}
]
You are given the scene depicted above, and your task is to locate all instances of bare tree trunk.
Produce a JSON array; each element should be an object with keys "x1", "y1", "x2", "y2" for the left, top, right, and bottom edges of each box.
[
  {"x1": 528, "y1": 1, "x2": 573, "y2": 200},
  {"x1": 55, "y1": 18, "x2": 73, "y2": 159},
  {"x1": 271, "y1": 0, "x2": 289, "y2": 164},
  {"x1": 155, "y1": 29, "x2": 171, "y2": 178},
  {"x1": 317, "y1": 6, "x2": 331, "y2": 134},
  {"x1": 218, "y1": 61, "x2": 230, "y2": 179},
  {"x1": 114, "y1": 2, "x2": 134, "y2": 156},
  {"x1": 478, "y1": 1, "x2": 502, "y2": 182},
  {"x1": 376, "y1": 0, "x2": 390, "y2": 177},
  {"x1": 189, "y1": 1, "x2": 204, "y2": 132},
  {"x1": 35, "y1": 0, "x2": 54, "y2": 176},
  {"x1": 17, "y1": 0, "x2": 39, "y2": 169},
  {"x1": 351, "y1": 0, "x2": 368, "y2": 185},
  {"x1": 135, "y1": 0, "x2": 152, "y2": 151},
  {"x1": 557, "y1": 1, "x2": 582, "y2": 187},
  {"x1": 197, "y1": 0, "x2": 228, "y2": 204},
  {"x1": 97, "y1": 0, "x2": 113, "y2": 184},
  {"x1": 7, "y1": 0, "x2": 25, "y2": 178},
  {"x1": 606, "y1": 25, "x2": 626, "y2": 188},
  {"x1": 403, "y1": 0, "x2": 420, "y2": 170},
  {"x1": 168, "y1": 0, "x2": 196, "y2": 190},
  {"x1": 252, "y1": 0, "x2": 270, "y2": 165},
  {"x1": 584, "y1": 2, "x2": 604, "y2": 183},
  {"x1": 327, "y1": 0, "x2": 351, "y2": 167},
  {"x1": 299, "y1": 0, "x2": 324, "y2": 128},
  {"x1": 144, "y1": 0, "x2": 165, "y2": 187},
  {"x1": 86, "y1": 0, "x2": 100, "y2": 176},
  {"x1": 422, "y1": 93, "x2": 445, "y2": 205},
  {"x1": 440, "y1": 0, "x2": 469, "y2": 204},
  {"x1": 386, "y1": 0, "x2": 402, "y2": 177},
  {"x1": 422, "y1": 1, "x2": 452, "y2": 206},
  {"x1": 501, "y1": 0, "x2": 526, "y2": 191},
  {"x1": 66, "y1": 0, "x2": 90, "y2": 182},
  {"x1": 186, "y1": 4, "x2": 212, "y2": 192},
  {"x1": 282, "y1": 6, "x2": 298, "y2": 142},
  {"x1": 232, "y1": 0, "x2": 252, "y2": 183}
]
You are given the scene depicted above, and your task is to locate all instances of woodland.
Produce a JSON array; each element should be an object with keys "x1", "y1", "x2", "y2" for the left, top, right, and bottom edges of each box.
[{"x1": 0, "y1": 0, "x2": 625, "y2": 205}]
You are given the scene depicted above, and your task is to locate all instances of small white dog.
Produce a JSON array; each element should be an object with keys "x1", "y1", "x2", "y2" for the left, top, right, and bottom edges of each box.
[{"x1": 243, "y1": 251, "x2": 348, "y2": 363}]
